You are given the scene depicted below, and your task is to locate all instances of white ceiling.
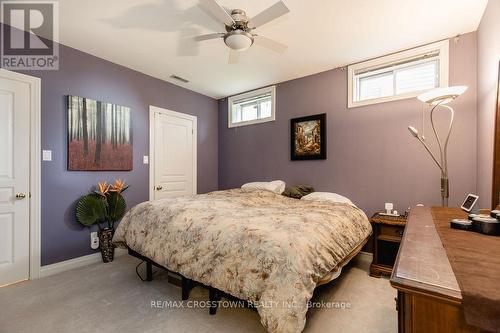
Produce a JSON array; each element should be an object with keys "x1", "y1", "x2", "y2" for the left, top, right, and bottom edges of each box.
[{"x1": 53, "y1": 0, "x2": 487, "y2": 98}]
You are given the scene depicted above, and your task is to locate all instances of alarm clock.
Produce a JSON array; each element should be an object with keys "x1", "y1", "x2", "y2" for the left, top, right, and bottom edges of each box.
[{"x1": 461, "y1": 194, "x2": 479, "y2": 213}]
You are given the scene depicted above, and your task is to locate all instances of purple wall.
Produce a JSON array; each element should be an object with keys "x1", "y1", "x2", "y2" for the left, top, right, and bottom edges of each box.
[
  {"x1": 219, "y1": 33, "x2": 478, "y2": 217},
  {"x1": 2, "y1": 28, "x2": 480, "y2": 265},
  {"x1": 15, "y1": 44, "x2": 218, "y2": 266}
]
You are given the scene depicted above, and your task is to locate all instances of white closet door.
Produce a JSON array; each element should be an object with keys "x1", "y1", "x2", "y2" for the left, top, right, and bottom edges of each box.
[
  {"x1": 0, "y1": 75, "x2": 30, "y2": 286},
  {"x1": 151, "y1": 107, "x2": 197, "y2": 200}
]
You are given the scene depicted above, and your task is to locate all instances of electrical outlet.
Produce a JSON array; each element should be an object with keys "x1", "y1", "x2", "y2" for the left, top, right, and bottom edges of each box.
[
  {"x1": 143, "y1": 155, "x2": 149, "y2": 164},
  {"x1": 42, "y1": 150, "x2": 52, "y2": 161},
  {"x1": 90, "y1": 232, "x2": 99, "y2": 250}
]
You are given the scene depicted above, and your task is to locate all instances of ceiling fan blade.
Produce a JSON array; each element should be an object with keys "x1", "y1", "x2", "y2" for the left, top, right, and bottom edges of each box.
[
  {"x1": 178, "y1": 27, "x2": 200, "y2": 56},
  {"x1": 254, "y1": 35, "x2": 288, "y2": 53},
  {"x1": 194, "y1": 33, "x2": 224, "y2": 42},
  {"x1": 199, "y1": 0, "x2": 235, "y2": 27},
  {"x1": 248, "y1": 1, "x2": 290, "y2": 29},
  {"x1": 228, "y1": 50, "x2": 240, "y2": 64}
]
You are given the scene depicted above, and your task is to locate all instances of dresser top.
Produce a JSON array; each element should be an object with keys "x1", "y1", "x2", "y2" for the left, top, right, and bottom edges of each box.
[{"x1": 390, "y1": 206, "x2": 462, "y2": 303}]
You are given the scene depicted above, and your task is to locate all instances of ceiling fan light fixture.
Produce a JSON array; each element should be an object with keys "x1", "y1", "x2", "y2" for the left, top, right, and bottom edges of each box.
[{"x1": 224, "y1": 30, "x2": 254, "y2": 51}]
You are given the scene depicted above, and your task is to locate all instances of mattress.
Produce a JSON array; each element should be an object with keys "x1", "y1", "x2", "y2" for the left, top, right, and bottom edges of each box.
[{"x1": 113, "y1": 189, "x2": 372, "y2": 333}]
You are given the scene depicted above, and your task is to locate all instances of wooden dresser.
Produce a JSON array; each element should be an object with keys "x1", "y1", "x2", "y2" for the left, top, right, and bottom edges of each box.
[{"x1": 390, "y1": 207, "x2": 479, "y2": 333}]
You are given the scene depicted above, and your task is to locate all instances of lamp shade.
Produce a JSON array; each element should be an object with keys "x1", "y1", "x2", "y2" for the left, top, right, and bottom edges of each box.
[
  {"x1": 408, "y1": 126, "x2": 419, "y2": 138},
  {"x1": 417, "y1": 86, "x2": 468, "y2": 105}
]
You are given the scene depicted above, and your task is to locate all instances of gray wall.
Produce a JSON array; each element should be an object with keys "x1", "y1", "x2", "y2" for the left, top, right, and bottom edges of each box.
[
  {"x1": 219, "y1": 33, "x2": 477, "y2": 216},
  {"x1": 477, "y1": 0, "x2": 500, "y2": 208},
  {"x1": 16, "y1": 44, "x2": 219, "y2": 266}
]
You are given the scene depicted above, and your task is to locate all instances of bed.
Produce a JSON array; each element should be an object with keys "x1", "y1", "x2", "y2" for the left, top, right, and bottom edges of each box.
[{"x1": 113, "y1": 188, "x2": 372, "y2": 333}]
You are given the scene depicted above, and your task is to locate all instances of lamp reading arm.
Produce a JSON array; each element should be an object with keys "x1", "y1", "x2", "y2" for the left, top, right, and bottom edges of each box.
[
  {"x1": 416, "y1": 137, "x2": 444, "y2": 172},
  {"x1": 407, "y1": 126, "x2": 444, "y2": 172}
]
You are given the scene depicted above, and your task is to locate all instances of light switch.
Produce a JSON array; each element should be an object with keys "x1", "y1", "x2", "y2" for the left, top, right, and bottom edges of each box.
[
  {"x1": 42, "y1": 150, "x2": 52, "y2": 161},
  {"x1": 143, "y1": 156, "x2": 149, "y2": 164}
]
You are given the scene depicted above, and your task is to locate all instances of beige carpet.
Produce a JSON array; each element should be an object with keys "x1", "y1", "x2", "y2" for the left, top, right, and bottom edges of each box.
[{"x1": 0, "y1": 254, "x2": 396, "y2": 333}]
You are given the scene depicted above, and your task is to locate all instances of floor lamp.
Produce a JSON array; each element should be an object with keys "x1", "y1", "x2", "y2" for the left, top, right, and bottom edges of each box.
[{"x1": 408, "y1": 86, "x2": 468, "y2": 207}]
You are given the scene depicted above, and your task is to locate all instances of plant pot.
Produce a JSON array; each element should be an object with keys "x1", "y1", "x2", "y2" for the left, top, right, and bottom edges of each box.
[{"x1": 99, "y1": 227, "x2": 115, "y2": 263}]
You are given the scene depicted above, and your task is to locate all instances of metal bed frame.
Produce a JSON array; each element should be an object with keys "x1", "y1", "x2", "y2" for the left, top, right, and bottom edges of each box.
[{"x1": 127, "y1": 247, "x2": 253, "y2": 315}]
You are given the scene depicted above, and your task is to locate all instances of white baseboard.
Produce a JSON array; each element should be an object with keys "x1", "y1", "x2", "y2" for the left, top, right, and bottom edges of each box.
[{"x1": 39, "y1": 248, "x2": 127, "y2": 278}]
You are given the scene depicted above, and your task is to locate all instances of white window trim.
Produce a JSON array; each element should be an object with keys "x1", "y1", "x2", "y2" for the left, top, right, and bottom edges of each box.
[
  {"x1": 228, "y1": 85, "x2": 276, "y2": 128},
  {"x1": 347, "y1": 40, "x2": 449, "y2": 108}
]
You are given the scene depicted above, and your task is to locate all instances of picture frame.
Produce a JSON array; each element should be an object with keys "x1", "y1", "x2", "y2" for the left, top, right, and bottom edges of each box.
[
  {"x1": 290, "y1": 113, "x2": 326, "y2": 160},
  {"x1": 67, "y1": 95, "x2": 133, "y2": 171}
]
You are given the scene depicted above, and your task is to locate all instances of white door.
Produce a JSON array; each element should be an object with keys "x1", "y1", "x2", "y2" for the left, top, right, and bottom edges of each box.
[
  {"x1": 0, "y1": 75, "x2": 31, "y2": 286},
  {"x1": 150, "y1": 107, "x2": 197, "y2": 200}
]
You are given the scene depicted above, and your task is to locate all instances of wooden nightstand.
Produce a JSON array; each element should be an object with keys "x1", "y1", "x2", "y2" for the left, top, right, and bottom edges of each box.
[{"x1": 370, "y1": 213, "x2": 406, "y2": 278}]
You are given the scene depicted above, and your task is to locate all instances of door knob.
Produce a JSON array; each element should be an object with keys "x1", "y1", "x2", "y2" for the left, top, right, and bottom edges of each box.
[
  {"x1": 15, "y1": 193, "x2": 26, "y2": 200},
  {"x1": 156, "y1": 185, "x2": 163, "y2": 191}
]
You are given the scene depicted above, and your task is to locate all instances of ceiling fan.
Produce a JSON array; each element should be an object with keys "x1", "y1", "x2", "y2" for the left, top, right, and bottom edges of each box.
[{"x1": 196, "y1": 0, "x2": 290, "y2": 64}]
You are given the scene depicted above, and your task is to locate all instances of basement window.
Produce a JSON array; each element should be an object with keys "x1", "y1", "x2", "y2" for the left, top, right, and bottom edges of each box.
[
  {"x1": 228, "y1": 86, "x2": 276, "y2": 128},
  {"x1": 348, "y1": 40, "x2": 449, "y2": 108}
]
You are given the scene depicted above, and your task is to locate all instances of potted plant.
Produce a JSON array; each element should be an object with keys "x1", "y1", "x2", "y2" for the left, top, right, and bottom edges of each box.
[{"x1": 75, "y1": 179, "x2": 129, "y2": 263}]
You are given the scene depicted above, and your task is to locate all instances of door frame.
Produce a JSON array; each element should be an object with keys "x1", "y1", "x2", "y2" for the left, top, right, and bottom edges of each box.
[
  {"x1": 149, "y1": 106, "x2": 197, "y2": 201},
  {"x1": 0, "y1": 69, "x2": 41, "y2": 280},
  {"x1": 491, "y1": 62, "x2": 500, "y2": 209}
]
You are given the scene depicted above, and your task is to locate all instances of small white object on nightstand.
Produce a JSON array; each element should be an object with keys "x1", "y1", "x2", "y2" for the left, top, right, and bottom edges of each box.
[{"x1": 385, "y1": 202, "x2": 394, "y2": 215}]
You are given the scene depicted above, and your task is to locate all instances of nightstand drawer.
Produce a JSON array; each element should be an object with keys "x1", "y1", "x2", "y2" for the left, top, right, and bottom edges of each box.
[{"x1": 380, "y1": 225, "x2": 404, "y2": 240}]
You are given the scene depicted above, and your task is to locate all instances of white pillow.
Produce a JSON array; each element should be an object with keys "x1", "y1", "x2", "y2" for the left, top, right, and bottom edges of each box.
[
  {"x1": 241, "y1": 180, "x2": 286, "y2": 194},
  {"x1": 301, "y1": 192, "x2": 354, "y2": 206}
]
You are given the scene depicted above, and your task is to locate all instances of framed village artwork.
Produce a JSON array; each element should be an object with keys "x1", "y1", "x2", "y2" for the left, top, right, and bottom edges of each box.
[
  {"x1": 290, "y1": 113, "x2": 326, "y2": 160},
  {"x1": 67, "y1": 95, "x2": 133, "y2": 171}
]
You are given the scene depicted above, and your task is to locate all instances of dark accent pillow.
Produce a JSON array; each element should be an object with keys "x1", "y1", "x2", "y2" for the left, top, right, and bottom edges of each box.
[{"x1": 282, "y1": 185, "x2": 315, "y2": 199}]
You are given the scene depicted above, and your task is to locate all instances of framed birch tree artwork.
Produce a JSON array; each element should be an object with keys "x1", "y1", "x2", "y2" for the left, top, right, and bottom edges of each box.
[{"x1": 67, "y1": 96, "x2": 133, "y2": 171}]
